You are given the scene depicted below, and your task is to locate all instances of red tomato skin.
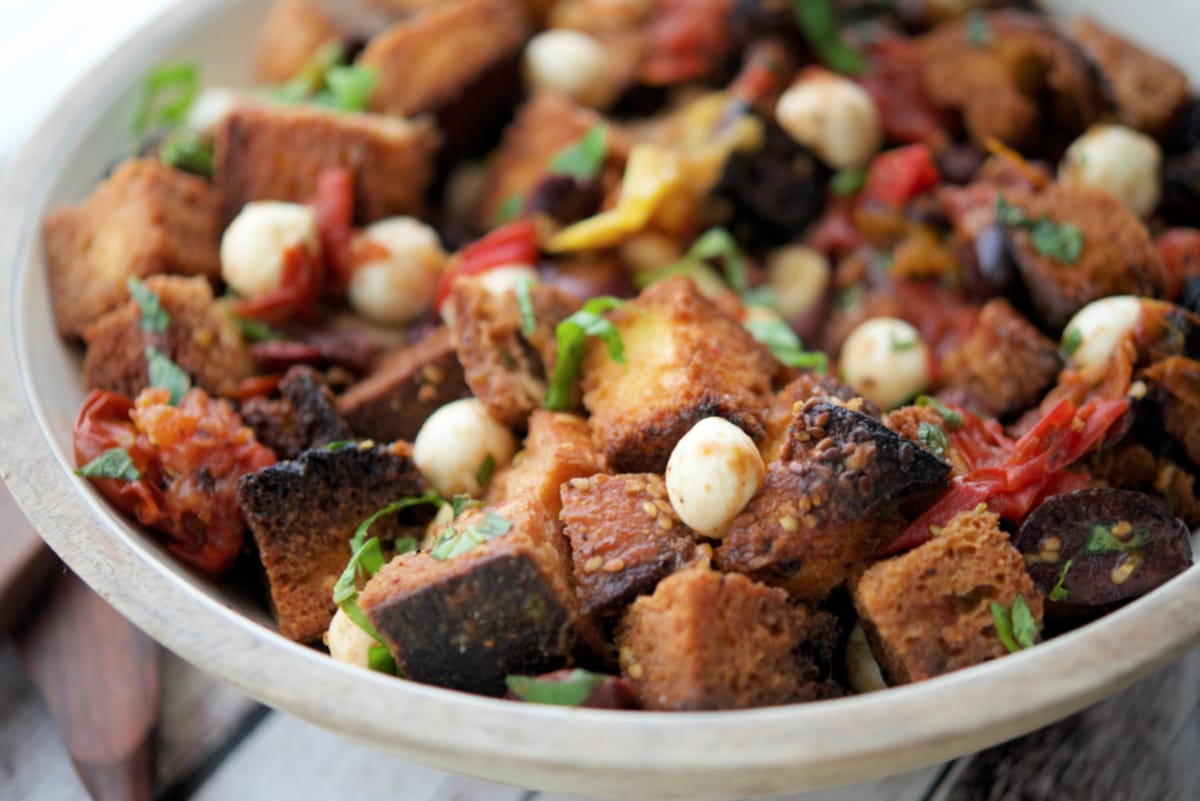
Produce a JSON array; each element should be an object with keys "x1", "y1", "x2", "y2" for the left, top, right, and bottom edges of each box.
[
  {"x1": 433, "y1": 220, "x2": 540, "y2": 312},
  {"x1": 864, "y1": 144, "x2": 941, "y2": 207},
  {"x1": 1155, "y1": 228, "x2": 1200, "y2": 301}
]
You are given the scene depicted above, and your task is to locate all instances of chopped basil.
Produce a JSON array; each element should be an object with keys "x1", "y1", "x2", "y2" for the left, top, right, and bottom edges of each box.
[
  {"x1": 888, "y1": 331, "x2": 918, "y2": 352},
  {"x1": 791, "y1": 0, "x2": 867, "y2": 75},
  {"x1": 145, "y1": 347, "x2": 191, "y2": 406},
  {"x1": 367, "y1": 644, "x2": 397, "y2": 674},
  {"x1": 1082, "y1": 523, "x2": 1147, "y2": 555},
  {"x1": 127, "y1": 276, "x2": 170, "y2": 333},
  {"x1": 830, "y1": 167, "x2": 868, "y2": 196},
  {"x1": 965, "y1": 11, "x2": 991, "y2": 48},
  {"x1": 995, "y1": 195, "x2": 1083, "y2": 265},
  {"x1": 236, "y1": 316, "x2": 283, "y2": 343},
  {"x1": 476, "y1": 453, "x2": 497, "y2": 488},
  {"x1": 321, "y1": 440, "x2": 357, "y2": 451},
  {"x1": 158, "y1": 128, "x2": 214, "y2": 177},
  {"x1": 430, "y1": 511, "x2": 512, "y2": 561},
  {"x1": 1061, "y1": 327, "x2": 1083, "y2": 358},
  {"x1": 914, "y1": 395, "x2": 964, "y2": 430},
  {"x1": 515, "y1": 276, "x2": 537, "y2": 337},
  {"x1": 76, "y1": 447, "x2": 141, "y2": 481},
  {"x1": 544, "y1": 297, "x2": 625, "y2": 411},
  {"x1": 506, "y1": 669, "x2": 606, "y2": 706},
  {"x1": 269, "y1": 42, "x2": 345, "y2": 104},
  {"x1": 549, "y1": 125, "x2": 608, "y2": 181},
  {"x1": 991, "y1": 594, "x2": 1037, "y2": 653},
  {"x1": 493, "y1": 192, "x2": 525, "y2": 226},
  {"x1": 1049, "y1": 558, "x2": 1073, "y2": 602},
  {"x1": 634, "y1": 227, "x2": 754, "y2": 300},
  {"x1": 688, "y1": 228, "x2": 749, "y2": 295},
  {"x1": 450, "y1": 494, "x2": 483, "y2": 517},
  {"x1": 311, "y1": 65, "x2": 378, "y2": 112},
  {"x1": 836, "y1": 285, "x2": 863, "y2": 310},
  {"x1": 743, "y1": 316, "x2": 828, "y2": 373},
  {"x1": 133, "y1": 61, "x2": 200, "y2": 138},
  {"x1": 917, "y1": 421, "x2": 948, "y2": 456}
]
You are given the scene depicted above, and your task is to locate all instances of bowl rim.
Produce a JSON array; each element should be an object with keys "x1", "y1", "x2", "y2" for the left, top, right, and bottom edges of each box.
[{"x1": 1, "y1": 1, "x2": 1198, "y2": 798}]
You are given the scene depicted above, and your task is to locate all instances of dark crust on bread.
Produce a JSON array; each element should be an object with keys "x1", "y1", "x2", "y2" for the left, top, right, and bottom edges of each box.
[{"x1": 241, "y1": 366, "x2": 354, "y2": 460}]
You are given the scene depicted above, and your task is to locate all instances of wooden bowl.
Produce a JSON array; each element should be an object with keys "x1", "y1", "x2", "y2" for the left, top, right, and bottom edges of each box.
[{"x1": 1, "y1": 1, "x2": 1197, "y2": 798}]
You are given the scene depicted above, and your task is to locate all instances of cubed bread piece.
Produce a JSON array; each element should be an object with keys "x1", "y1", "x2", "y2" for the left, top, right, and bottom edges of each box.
[
  {"x1": 939, "y1": 299, "x2": 1061, "y2": 419},
  {"x1": 1070, "y1": 18, "x2": 1189, "y2": 139},
  {"x1": 43, "y1": 159, "x2": 222, "y2": 339},
  {"x1": 851, "y1": 506, "x2": 1044, "y2": 684},
  {"x1": 358, "y1": 0, "x2": 530, "y2": 118},
  {"x1": 236, "y1": 441, "x2": 431, "y2": 642},
  {"x1": 449, "y1": 277, "x2": 579, "y2": 428},
  {"x1": 336, "y1": 327, "x2": 470, "y2": 443},
  {"x1": 241, "y1": 366, "x2": 354, "y2": 460},
  {"x1": 761, "y1": 374, "x2": 879, "y2": 463},
  {"x1": 1088, "y1": 440, "x2": 1200, "y2": 528},
  {"x1": 581, "y1": 276, "x2": 775, "y2": 474},
  {"x1": 883, "y1": 404, "x2": 970, "y2": 476},
  {"x1": 717, "y1": 400, "x2": 951, "y2": 602},
  {"x1": 359, "y1": 496, "x2": 606, "y2": 694},
  {"x1": 615, "y1": 568, "x2": 841, "y2": 710},
  {"x1": 254, "y1": 0, "x2": 347, "y2": 84},
  {"x1": 1004, "y1": 185, "x2": 1167, "y2": 332},
  {"x1": 559, "y1": 473, "x2": 695, "y2": 621},
  {"x1": 486, "y1": 409, "x2": 607, "y2": 517},
  {"x1": 214, "y1": 103, "x2": 439, "y2": 224},
  {"x1": 82, "y1": 275, "x2": 253, "y2": 400}
]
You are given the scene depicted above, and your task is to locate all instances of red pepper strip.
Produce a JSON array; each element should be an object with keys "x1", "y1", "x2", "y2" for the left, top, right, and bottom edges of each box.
[
  {"x1": 237, "y1": 373, "x2": 284, "y2": 403},
  {"x1": 858, "y1": 35, "x2": 950, "y2": 149},
  {"x1": 313, "y1": 168, "x2": 356, "y2": 291},
  {"x1": 641, "y1": 0, "x2": 734, "y2": 85},
  {"x1": 74, "y1": 389, "x2": 168, "y2": 530},
  {"x1": 234, "y1": 245, "x2": 325, "y2": 324},
  {"x1": 433, "y1": 219, "x2": 540, "y2": 312},
  {"x1": 729, "y1": 41, "x2": 789, "y2": 109},
  {"x1": 863, "y1": 144, "x2": 941, "y2": 208}
]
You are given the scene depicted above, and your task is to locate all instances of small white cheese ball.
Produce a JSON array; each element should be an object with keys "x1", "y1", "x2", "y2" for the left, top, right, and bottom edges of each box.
[
  {"x1": 775, "y1": 70, "x2": 883, "y2": 170},
  {"x1": 413, "y1": 398, "x2": 518, "y2": 497},
  {"x1": 524, "y1": 29, "x2": 617, "y2": 109},
  {"x1": 1059, "y1": 124, "x2": 1162, "y2": 218},
  {"x1": 347, "y1": 217, "x2": 447, "y2": 325},
  {"x1": 767, "y1": 245, "x2": 832, "y2": 321},
  {"x1": 839, "y1": 317, "x2": 931, "y2": 410},
  {"x1": 439, "y1": 264, "x2": 539, "y2": 328},
  {"x1": 1061, "y1": 295, "x2": 1143, "y2": 371},
  {"x1": 665, "y1": 417, "x2": 765, "y2": 539},
  {"x1": 325, "y1": 607, "x2": 375, "y2": 670},
  {"x1": 220, "y1": 201, "x2": 320, "y2": 299},
  {"x1": 845, "y1": 623, "x2": 888, "y2": 694}
]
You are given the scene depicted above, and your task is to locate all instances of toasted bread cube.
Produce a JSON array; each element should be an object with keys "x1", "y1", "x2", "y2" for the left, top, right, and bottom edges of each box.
[
  {"x1": 254, "y1": 0, "x2": 347, "y2": 84},
  {"x1": 241, "y1": 366, "x2": 354, "y2": 460},
  {"x1": 486, "y1": 410, "x2": 606, "y2": 517},
  {"x1": 236, "y1": 441, "x2": 431, "y2": 642},
  {"x1": 615, "y1": 568, "x2": 841, "y2": 710},
  {"x1": 581, "y1": 276, "x2": 775, "y2": 474},
  {"x1": 559, "y1": 473, "x2": 695, "y2": 621},
  {"x1": 358, "y1": 0, "x2": 530, "y2": 118},
  {"x1": 717, "y1": 400, "x2": 950, "y2": 602},
  {"x1": 214, "y1": 104, "x2": 439, "y2": 224},
  {"x1": 82, "y1": 275, "x2": 253, "y2": 400},
  {"x1": 359, "y1": 496, "x2": 605, "y2": 694},
  {"x1": 883, "y1": 404, "x2": 970, "y2": 476},
  {"x1": 761, "y1": 374, "x2": 878, "y2": 463},
  {"x1": 852, "y1": 507, "x2": 1044, "y2": 684},
  {"x1": 43, "y1": 160, "x2": 222, "y2": 339},
  {"x1": 337, "y1": 327, "x2": 470, "y2": 443}
]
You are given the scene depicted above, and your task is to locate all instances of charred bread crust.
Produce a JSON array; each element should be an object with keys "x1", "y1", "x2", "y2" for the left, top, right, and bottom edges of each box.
[
  {"x1": 214, "y1": 103, "x2": 439, "y2": 225},
  {"x1": 1089, "y1": 439, "x2": 1200, "y2": 527},
  {"x1": 82, "y1": 275, "x2": 253, "y2": 400},
  {"x1": 253, "y1": 0, "x2": 347, "y2": 84},
  {"x1": 360, "y1": 496, "x2": 607, "y2": 694},
  {"x1": 486, "y1": 410, "x2": 607, "y2": 517},
  {"x1": 236, "y1": 441, "x2": 430, "y2": 642},
  {"x1": 44, "y1": 159, "x2": 222, "y2": 339},
  {"x1": 761, "y1": 374, "x2": 880, "y2": 463},
  {"x1": 336, "y1": 327, "x2": 470, "y2": 443},
  {"x1": 581, "y1": 276, "x2": 775, "y2": 474},
  {"x1": 241, "y1": 366, "x2": 354, "y2": 460},
  {"x1": 883, "y1": 404, "x2": 970, "y2": 476},
  {"x1": 615, "y1": 568, "x2": 842, "y2": 711},
  {"x1": 852, "y1": 506, "x2": 1044, "y2": 684},
  {"x1": 559, "y1": 473, "x2": 696, "y2": 622}
]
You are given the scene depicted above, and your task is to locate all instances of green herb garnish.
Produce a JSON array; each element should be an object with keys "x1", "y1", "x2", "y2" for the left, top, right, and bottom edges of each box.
[
  {"x1": 133, "y1": 62, "x2": 200, "y2": 138},
  {"x1": 128, "y1": 276, "x2": 170, "y2": 333},
  {"x1": 1082, "y1": 523, "x2": 1147, "y2": 555},
  {"x1": 506, "y1": 669, "x2": 607, "y2": 706},
  {"x1": 321, "y1": 440, "x2": 358, "y2": 451},
  {"x1": 991, "y1": 594, "x2": 1038, "y2": 653},
  {"x1": 430, "y1": 511, "x2": 512, "y2": 561},
  {"x1": 549, "y1": 125, "x2": 608, "y2": 181},
  {"x1": 965, "y1": 11, "x2": 992, "y2": 48},
  {"x1": 915, "y1": 395, "x2": 964, "y2": 430},
  {"x1": 76, "y1": 447, "x2": 141, "y2": 481},
  {"x1": 995, "y1": 195, "x2": 1083, "y2": 265},
  {"x1": 544, "y1": 296, "x2": 625, "y2": 411},
  {"x1": 917, "y1": 421, "x2": 948, "y2": 456},
  {"x1": 367, "y1": 644, "x2": 397, "y2": 674},
  {"x1": 312, "y1": 65, "x2": 378, "y2": 112},
  {"x1": 743, "y1": 316, "x2": 828, "y2": 373},
  {"x1": 475, "y1": 453, "x2": 497, "y2": 488},
  {"x1": 493, "y1": 192, "x2": 525, "y2": 226},
  {"x1": 889, "y1": 331, "x2": 918, "y2": 352},
  {"x1": 515, "y1": 276, "x2": 537, "y2": 337},
  {"x1": 830, "y1": 167, "x2": 868, "y2": 196},
  {"x1": 1061, "y1": 327, "x2": 1083, "y2": 358},
  {"x1": 145, "y1": 346, "x2": 191, "y2": 406},
  {"x1": 158, "y1": 129, "x2": 214, "y2": 177},
  {"x1": 687, "y1": 228, "x2": 749, "y2": 295},
  {"x1": 1049, "y1": 559, "x2": 1073, "y2": 602},
  {"x1": 791, "y1": 0, "x2": 867, "y2": 75},
  {"x1": 235, "y1": 316, "x2": 283, "y2": 343},
  {"x1": 450, "y1": 494, "x2": 483, "y2": 517}
]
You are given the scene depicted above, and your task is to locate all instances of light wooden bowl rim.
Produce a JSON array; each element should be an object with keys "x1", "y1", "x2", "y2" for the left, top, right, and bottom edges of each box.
[{"x1": 1, "y1": 2, "x2": 1197, "y2": 798}]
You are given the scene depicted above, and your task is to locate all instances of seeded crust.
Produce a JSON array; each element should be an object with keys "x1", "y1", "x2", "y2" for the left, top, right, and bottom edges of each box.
[
  {"x1": 236, "y1": 441, "x2": 431, "y2": 642},
  {"x1": 1090, "y1": 438, "x2": 1200, "y2": 528},
  {"x1": 939, "y1": 299, "x2": 1060, "y2": 419},
  {"x1": 486, "y1": 410, "x2": 607, "y2": 518},
  {"x1": 360, "y1": 496, "x2": 607, "y2": 694},
  {"x1": 581, "y1": 276, "x2": 775, "y2": 474},
  {"x1": 214, "y1": 103, "x2": 439, "y2": 225},
  {"x1": 43, "y1": 159, "x2": 222, "y2": 339},
  {"x1": 761, "y1": 374, "x2": 879, "y2": 464},
  {"x1": 1005, "y1": 185, "x2": 1167, "y2": 333},
  {"x1": 337, "y1": 327, "x2": 470, "y2": 443},
  {"x1": 82, "y1": 275, "x2": 253, "y2": 400},
  {"x1": 559, "y1": 473, "x2": 696, "y2": 622},
  {"x1": 851, "y1": 507, "x2": 1043, "y2": 685},
  {"x1": 241, "y1": 366, "x2": 353, "y2": 460},
  {"x1": 253, "y1": 0, "x2": 346, "y2": 84},
  {"x1": 615, "y1": 568, "x2": 842, "y2": 711}
]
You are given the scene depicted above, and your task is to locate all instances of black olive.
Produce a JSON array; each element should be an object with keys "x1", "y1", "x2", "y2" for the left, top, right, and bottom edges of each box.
[
  {"x1": 962, "y1": 223, "x2": 1018, "y2": 301},
  {"x1": 1179, "y1": 276, "x2": 1200, "y2": 319},
  {"x1": 526, "y1": 174, "x2": 604, "y2": 226},
  {"x1": 729, "y1": 0, "x2": 799, "y2": 46},
  {"x1": 935, "y1": 145, "x2": 986, "y2": 185},
  {"x1": 1158, "y1": 151, "x2": 1200, "y2": 226}
]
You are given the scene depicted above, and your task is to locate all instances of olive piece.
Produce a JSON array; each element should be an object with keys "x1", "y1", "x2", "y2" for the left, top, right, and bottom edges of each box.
[
  {"x1": 527, "y1": 174, "x2": 603, "y2": 226},
  {"x1": 1158, "y1": 151, "x2": 1200, "y2": 227}
]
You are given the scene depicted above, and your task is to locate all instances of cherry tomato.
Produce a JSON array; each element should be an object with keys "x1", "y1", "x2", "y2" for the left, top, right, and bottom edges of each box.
[
  {"x1": 433, "y1": 219, "x2": 540, "y2": 312},
  {"x1": 863, "y1": 144, "x2": 941, "y2": 208},
  {"x1": 641, "y1": 0, "x2": 735, "y2": 85},
  {"x1": 74, "y1": 389, "x2": 167, "y2": 529}
]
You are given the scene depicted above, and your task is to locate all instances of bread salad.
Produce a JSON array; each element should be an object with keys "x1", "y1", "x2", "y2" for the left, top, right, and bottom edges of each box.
[{"x1": 48, "y1": 0, "x2": 1199, "y2": 710}]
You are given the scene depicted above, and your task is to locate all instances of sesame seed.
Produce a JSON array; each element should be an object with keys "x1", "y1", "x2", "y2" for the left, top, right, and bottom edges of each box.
[
  {"x1": 658, "y1": 515, "x2": 673, "y2": 531},
  {"x1": 584, "y1": 556, "x2": 604, "y2": 573},
  {"x1": 417, "y1": 385, "x2": 437, "y2": 403},
  {"x1": 801, "y1": 514, "x2": 818, "y2": 529},
  {"x1": 779, "y1": 515, "x2": 799, "y2": 532},
  {"x1": 627, "y1": 663, "x2": 645, "y2": 679},
  {"x1": 1110, "y1": 552, "x2": 1142, "y2": 585},
  {"x1": 642, "y1": 501, "x2": 659, "y2": 518},
  {"x1": 570, "y1": 477, "x2": 592, "y2": 491},
  {"x1": 625, "y1": 480, "x2": 645, "y2": 493},
  {"x1": 603, "y1": 558, "x2": 626, "y2": 573}
]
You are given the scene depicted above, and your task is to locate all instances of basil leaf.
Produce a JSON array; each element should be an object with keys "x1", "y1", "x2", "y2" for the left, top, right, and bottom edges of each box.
[
  {"x1": 430, "y1": 512, "x2": 512, "y2": 561},
  {"x1": 340, "y1": 598, "x2": 386, "y2": 646},
  {"x1": 889, "y1": 331, "x2": 918, "y2": 352},
  {"x1": 270, "y1": 42, "x2": 346, "y2": 104},
  {"x1": 1029, "y1": 219, "x2": 1083, "y2": 265},
  {"x1": 367, "y1": 644, "x2": 397, "y2": 675},
  {"x1": 145, "y1": 346, "x2": 191, "y2": 406},
  {"x1": 1061, "y1": 327, "x2": 1083, "y2": 358},
  {"x1": 830, "y1": 167, "x2": 868, "y2": 196},
  {"x1": 688, "y1": 228, "x2": 748, "y2": 295},
  {"x1": 544, "y1": 297, "x2": 625, "y2": 411},
  {"x1": 506, "y1": 668, "x2": 606, "y2": 706},
  {"x1": 549, "y1": 125, "x2": 607, "y2": 181},
  {"x1": 791, "y1": 0, "x2": 867, "y2": 75},
  {"x1": 744, "y1": 316, "x2": 828, "y2": 373},
  {"x1": 76, "y1": 447, "x2": 141, "y2": 481},
  {"x1": 917, "y1": 421, "x2": 948, "y2": 456},
  {"x1": 994, "y1": 195, "x2": 1027, "y2": 227},
  {"x1": 451, "y1": 494, "x2": 483, "y2": 517},
  {"x1": 127, "y1": 276, "x2": 170, "y2": 333},
  {"x1": 321, "y1": 440, "x2": 357, "y2": 452},
  {"x1": 493, "y1": 192, "x2": 525, "y2": 226},
  {"x1": 965, "y1": 11, "x2": 991, "y2": 48},
  {"x1": 133, "y1": 61, "x2": 200, "y2": 138},
  {"x1": 236, "y1": 316, "x2": 283, "y2": 342},
  {"x1": 158, "y1": 128, "x2": 214, "y2": 177},
  {"x1": 914, "y1": 395, "x2": 964, "y2": 430},
  {"x1": 990, "y1": 601, "x2": 1018, "y2": 653},
  {"x1": 1011, "y1": 594, "x2": 1037, "y2": 649},
  {"x1": 348, "y1": 490, "x2": 444, "y2": 554},
  {"x1": 1082, "y1": 523, "x2": 1147, "y2": 555},
  {"x1": 1049, "y1": 558, "x2": 1073, "y2": 602},
  {"x1": 311, "y1": 65, "x2": 378, "y2": 112},
  {"x1": 476, "y1": 453, "x2": 497, "y2": 488},
  {"x1": 515, "y1": 276, "x2": 537, "y2": 337}
]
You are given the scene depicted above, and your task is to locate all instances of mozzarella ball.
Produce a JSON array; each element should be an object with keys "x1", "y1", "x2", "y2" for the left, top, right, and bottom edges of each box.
[
  {"x1": 1061, "y1": 295, "x2": 1142, "y2": 371},
  {"x1": 775, "y1": 70, "x2": 882, "y2": 170},
  {"x1": 767, "y1": 245, "x2": 832, "y2": 321},
  {"x1": 665, "y1": 417, "x2": 765, "y2": 539},
  {"x1": 524, "y1": 29, "x2": 617, "y2": 109},
  {"x1": 187, "y1": 87, "x2": 245, "y2": 134},
  {"x1": 476, "y1": 264, "x2": 539, "y2": 298},
  {"x1": 845, "y1": 623, "x2": 888, "y2": 694},
  {"x1": 1059, "y1": 125, "x2": 1162, "y2": 218},
  {"x1": 347, "y1": 217, "x2": 447, "y2": 325},
  {"x1": 220, "y1": 202, "x2": 320, "y2": 299},
  {"x1": 412, "y1": 398, "x2": 518, "y2": 497},
  {"x1": 839, "y1": 317, "x2": 931, "y2": 410},
  {"x1": 325, "y1": 607, "x2": 375, "y2": 669}
]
